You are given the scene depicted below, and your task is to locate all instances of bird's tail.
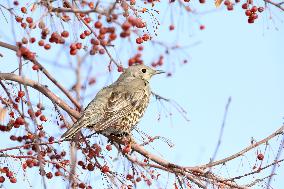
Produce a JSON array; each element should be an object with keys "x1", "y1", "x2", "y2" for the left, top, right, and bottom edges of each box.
[{"x1": 61, "y1": 121, "x2": 82, "y2": 141}]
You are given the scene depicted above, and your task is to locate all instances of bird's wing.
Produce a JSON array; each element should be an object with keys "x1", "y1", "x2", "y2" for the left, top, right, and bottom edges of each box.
[
  {"x1": 92, "y1": 86, "x2": 146, "y2": 131},
  {"x1": 61, "y1": 85, "x2": 146, "y2": 140}
]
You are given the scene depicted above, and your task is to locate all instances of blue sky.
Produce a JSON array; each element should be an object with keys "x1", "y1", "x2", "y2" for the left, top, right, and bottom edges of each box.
[
  {"x1": 0, "y1": 1, "x2": 283, "y2": 188},
  {"x1": 142, "y1": 3, "x2": 284, "y2": 188}
]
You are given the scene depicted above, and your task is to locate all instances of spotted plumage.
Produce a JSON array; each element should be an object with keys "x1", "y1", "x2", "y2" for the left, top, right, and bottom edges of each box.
[{"x1": 61, "y1": 64, "x2": 164, "y2": 141}]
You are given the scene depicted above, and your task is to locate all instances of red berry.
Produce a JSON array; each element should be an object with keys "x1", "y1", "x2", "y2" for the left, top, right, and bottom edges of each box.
[
  {"x1": 136, "y1": 37, "x2": 143, "y2": 44},
  {"x1": 76, "y1": 43, "x2": 82, "y2": 49},
  {"x1": 6, "y1": 171, "x2": 13, "y2": 178},
  {"x1": 245, "y1": 10, "x2": 252, "y2": 16},
  {"x1": 106, "y1": 144, "x2": 112, "y2": 151},
  {"x1": 248, "y1": 18, "x2": 254, "y2": 24},
  {"x1": 21, "y1": 7, "x2": 27, "y2": 13},
  {"x1": 117, "y1": 66, "x2": 124, "y2": 72},
  {"x1": 96, "y1": 48, "x2": 103, "y2": 54},
  {"x1": 99, "y1": 28, "x2": 107, "y2": 35},
  {"x1": 224, "y1": 0, "x2": 230, "y2": 5},
  {"x1": 26, "y1": 17, "x2": 33, "y2": 23},
  {"x1": 101, "y1": 165, "x2": 109, "y2": 173},
  {"x1": 80, "y1": 33, "x2": 86, "y2": 39},
  {"x1": 22, "y1": 163, "x2": 27, "y2": 170},
  {"x1": 79, "y1": 183, "x2": 86, "y2": 188},
  {"x1": 89, "y1": 2, "x2": 94, "y2": 9},
  {"x1": 48, "y1": 136, "x2": 54, "y2": 143},
  {"x1": 227, "y1": 5, "x2": 233, "y2": 11},
  {"x1": 22, "y1": 37, "x2": 28, "y2": 44},
  {"x1": 70, "y1": 49, "x2": 77, "y2": 55},
  {"x1": 29, "y1": 37, "x2": 36, "y2": 43},
  {"x1": 61, "y1": 31, "x2": 69, "y2": 38},
  {"x1": 15, "y1": 117, "x2": 25, "y2": 125},
  {"x1": 251, "y1": 6, "x2": 258, "y2": 12},
  {"x1": 2, "y1": 167, "x2": 9, "y2": 173},
  {"x1": 40, "y1": 115, "x2": 47, "y2": 122},
  {"x1": 13, "y1": 1, "x2": 19, "y2": 6},
  {"x1": 94, "y1": 21, "x2": 102, "y2": 28},
  {"x1": 44, "y1": 44, "x2": 51, "y2": 50},
  {"x1": 142, "y1": 34, "x2": 150, "y2": 41},
  {"x1": 9, "y1": 111, "x2": 15, "y2": 118},
  {"x1": 199, "y1": 0, "x2": 205, "y2": 3},
  {"x1": 169, "y1": 24, "x2": 175, "y2": 31},
  {"x1": 251, "y1": 13, "x2": 258, "y2": 19},
  {"x1": 134, "y1": 18, "x2": 145, "y2": 28},
  {"x1": 199, "y1": 25, "x2": 205, "y2": 30},
  {"x1": 78, "y1": 161, "x2": 84, "y2": 166},
  {"x1": 126, "y1": 174, "x2": 133, "y2": 180},
  {"x1": 18, "y1": 90, "x2": 25, "y2": 98},
  {"x1": 10, "y1": 135, "x2": 17, "y2": 141},
  {"x1": 70, "y1": 43, "x2": 77, "y2": 50},
  {"x1": 257, "y1": 153, "x2": 264, "y2": 160},
  {"x1": 55, "y1": 171, "x2": 62, "y2": 176},
  {"x1": 100, "y1": 40, "x2": 107, "y2": 46},
  {"x1": 32, "y1": 64, "x2": 40, "y2": 71},
  {"x1": 9, "y1": 177, "x2": 17, "y2": 183},
  {"x1": 15, "y1": 16, "x2": 23, "y2": 23},
  {"x1": 87, "y1": 163, "x2": 94, "y2": 171},
  {"x1": 21, "y1": 23, "x2": 27, "y2": 28},
  {"x1": 242, "y1": 3, "x2": 248, "y2": 9},
  {"x1": 109, "y1": 33, "x2": 117, "y2": 40},
  {"x1": 46, "y1": 172, "x2": 53, "y2": 179},
  {"x1": 0, "y1": 176, "x2": 5, "y2": 183},
  {"x1": 38, "y1": 40, "x2": 44, "y2": 46},
  {"x1": 138, "y1": 45, "x2": 143, "y2": 51},
  {"x1": 258, "y1": 7, "x2": 264, "y2": 12},
  {"x1": 130, "y1": 0, "x2": 136, "y2": 5},
  {"x1": 35, "y1": 110, "x2": 41, "y2": 117},
  {"x1": 84, "y1": 30, "x2": 91, "y2": 36},
  {"x1": 88, "y1": 77, "x2": 96, "y2": 85},
  {"x1": 122, "y1": 22, "x2": 131, "y2": 31},
  {"x1": 27, "y1": 108, "x2": 33, "y2": 115}
]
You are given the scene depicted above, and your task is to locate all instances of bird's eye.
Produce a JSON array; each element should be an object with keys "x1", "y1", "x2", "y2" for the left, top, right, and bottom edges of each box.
[{"x1": 141, "y1": 68, "x2": 146, "y2": 73}]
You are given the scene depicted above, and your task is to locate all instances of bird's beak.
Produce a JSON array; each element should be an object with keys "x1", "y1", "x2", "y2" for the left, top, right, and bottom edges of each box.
[{"x1": 155, "y1": 70, "x2": 165, "y2": 75}]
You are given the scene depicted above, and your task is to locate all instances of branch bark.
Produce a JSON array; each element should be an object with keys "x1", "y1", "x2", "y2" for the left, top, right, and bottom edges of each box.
[{"x1": 0, "y1": 73, "x2": 80, "y2": 119}]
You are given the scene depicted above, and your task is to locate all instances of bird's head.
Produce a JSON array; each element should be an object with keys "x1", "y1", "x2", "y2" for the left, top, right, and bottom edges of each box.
[{"x1": 119, "y1": 64, "x2": 164, "y2": 81}]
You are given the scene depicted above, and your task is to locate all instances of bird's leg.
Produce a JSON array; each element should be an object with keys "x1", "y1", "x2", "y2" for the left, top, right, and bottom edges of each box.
[
  {"x1": 121, "y1": 133, "x2": 137, "y2": 154},
  {"x1": 107, "y1": 132, "x2": 136, "y2": 154}
]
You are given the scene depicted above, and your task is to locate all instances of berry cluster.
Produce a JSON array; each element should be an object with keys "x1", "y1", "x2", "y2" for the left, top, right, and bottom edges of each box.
[
  {"x1": 0, "y1": 167, "x2": 17, "y2": 184},
  {"x1": 151, "y1": 56, "x2": 164, "y2": 67},
  {"x1": 16, "y1": 43, "x2": 35, "y2": 61},
  {"x1": 128, "y1": 53, "x2": 143, "y2": 66},
  {"x1": 242, "y1": 3, "x2": 264, "y2": 24}
]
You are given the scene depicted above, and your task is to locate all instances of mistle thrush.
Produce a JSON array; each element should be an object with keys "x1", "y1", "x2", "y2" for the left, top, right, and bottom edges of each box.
[{"x1": 61, "y1": 64, "x2": 164, "y2": 140}]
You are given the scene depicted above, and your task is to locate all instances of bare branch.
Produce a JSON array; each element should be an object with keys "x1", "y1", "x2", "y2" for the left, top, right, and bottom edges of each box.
[
  {"x1": 0, "y1": 73, "x2": 80, "y2": 119},
  {"x1": 196, "y1": 125, "x2": 284, "y2": 169}
]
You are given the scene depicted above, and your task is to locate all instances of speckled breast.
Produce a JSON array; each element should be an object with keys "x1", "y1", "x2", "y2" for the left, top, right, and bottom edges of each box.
[{"x1": 114, "y1": 94, "x2": 150, "y2": 134}]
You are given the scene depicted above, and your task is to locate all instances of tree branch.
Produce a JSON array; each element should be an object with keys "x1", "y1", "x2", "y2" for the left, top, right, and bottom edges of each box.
[
  {"x1": 264, "y1": 0, "x2": 284, "y2": 11},
  {"x1": 0, "y1": 73, "x2": 80, "y2": 119},
  {"x1": 195, "y1": 125, "x2": 284, "y2": 169}
]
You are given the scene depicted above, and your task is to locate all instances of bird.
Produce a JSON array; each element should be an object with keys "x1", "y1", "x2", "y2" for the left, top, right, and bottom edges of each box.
[{"x1": 61, "y1": 64, "x2": 164, "y2": 141}]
